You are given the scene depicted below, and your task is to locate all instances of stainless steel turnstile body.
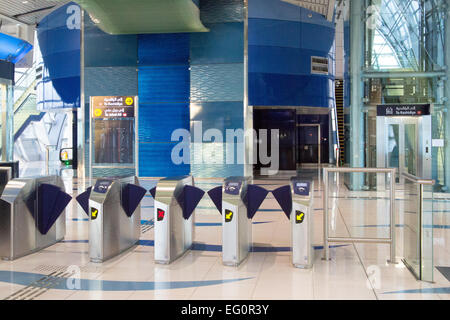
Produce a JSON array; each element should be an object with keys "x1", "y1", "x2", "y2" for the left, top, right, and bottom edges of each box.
[
  {"x1": 290, "y1": 179, "x2": 314, "y2": 268},
  {"x1": 154, "y1": 176, "x2": 196, "y2": 264},
  {"x1": 221, "y1": 177, "x2": 252, "y2": 267},
  {"x1": 0, "y1": 176, "x2": 67, "y2": 260},
  {"x1": 89, "y1": 176, "x2": 142, "y2": 263}
]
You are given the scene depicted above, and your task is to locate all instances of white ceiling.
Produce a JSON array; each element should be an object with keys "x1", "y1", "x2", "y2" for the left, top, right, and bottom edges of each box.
[{"x1": 0, "y1": 0, "x2": 69, "y2": 25}]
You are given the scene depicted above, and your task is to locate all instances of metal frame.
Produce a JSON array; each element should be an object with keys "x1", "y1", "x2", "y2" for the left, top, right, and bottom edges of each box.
[
  {"x1": 322, "y1": 167, "x2": 396, "y2": 262},
  {"x1": 297, "y1": 123, "x2": 321, "y2": 168}
]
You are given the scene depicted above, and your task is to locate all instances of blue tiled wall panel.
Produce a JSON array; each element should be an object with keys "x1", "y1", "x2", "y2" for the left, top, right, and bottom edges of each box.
[
  {"x1": 139, "y1": 103, "x2": 190, "y2": 142},
  {"x1": 138, "y1": 65, "x2": 190, "y2": 103},
  {"x1": 93, "y1": 168, "x2": 136, "y2": 178},
  {"x1": 138, "y1": 34, "x2": 190, "y2": 66},
  {"x1": 249, "y1": 72, "x2": 332, "y2": 107},
  {"x1": 84, "y1": 27, "x2": 137, "y2": 67},
  {"x1": 85, "y1": 67, "x2": 138, "y2": 103},
  {"x1": 139, "y1": 143, "x2": 190, "y2": 177},
  {"x1": 191, "y1": 64, "x2": 244, "y2": 102},
  {"x1": 190, "y1": 22, "x2": 243, "y2": 64},
  {"x1": 200, "y1": 0, "x2": 244, "y2": 23},
  {"x1": 248, "y1": 18, "x2": 302, "y2": 48},
  {"x1": 190, "y1": 101, "x2": 244, "y2": 134}
]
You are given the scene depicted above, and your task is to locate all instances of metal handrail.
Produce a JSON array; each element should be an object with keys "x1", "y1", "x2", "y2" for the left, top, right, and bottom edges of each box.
[
  {"x1": 322, "y1": 167, "x2": 397, "y2": 263},
  {"x1": 402, "y1": 172, "x2": 435, "y2": 185}
]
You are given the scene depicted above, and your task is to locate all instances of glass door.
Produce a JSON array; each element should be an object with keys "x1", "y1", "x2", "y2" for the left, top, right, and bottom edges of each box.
[{"x1": 385, "y1": 119, "x2": 419, "y2": 183}]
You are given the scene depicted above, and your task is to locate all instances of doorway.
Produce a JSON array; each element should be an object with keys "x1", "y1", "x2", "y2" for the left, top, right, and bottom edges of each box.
[
  {"x1": 297, "y1": 124, "x2": 321, "y2": 167},
  {"x1": 376, "y1": 114, "x2": 432, "y2": 182}
]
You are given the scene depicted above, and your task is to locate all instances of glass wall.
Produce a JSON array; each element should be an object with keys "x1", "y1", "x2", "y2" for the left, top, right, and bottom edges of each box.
[{"x1": 360, "y1": 0, "x2": 447, "y2": 190}]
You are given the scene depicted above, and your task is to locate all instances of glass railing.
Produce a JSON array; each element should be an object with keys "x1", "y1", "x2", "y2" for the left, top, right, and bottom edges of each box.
[{"x1": 400, "y1": 172, "x2": 434, "y2": 282}]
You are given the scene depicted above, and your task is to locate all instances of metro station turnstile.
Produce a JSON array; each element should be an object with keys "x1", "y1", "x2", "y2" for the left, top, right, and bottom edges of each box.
[
  {"x1": 0, "y1": 176, "x2": 71, "y2": 260},
  {"x1": 76, "y1": 176, "x2": 147, "y2": 263},
  {"x1": 273, "y1": 178, "x2": 314, "y2": 268},
  {"x1": 208, "y1": 177, "x2": 269, "y2": 267},
  {"x1": 150, "y1": 176, "x2": 205, "y2": 264}
]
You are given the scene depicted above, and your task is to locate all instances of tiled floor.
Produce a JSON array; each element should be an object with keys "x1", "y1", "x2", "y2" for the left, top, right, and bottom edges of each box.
[{"x1": 0, "y1": 169, "x2": 449, "y2": 300}]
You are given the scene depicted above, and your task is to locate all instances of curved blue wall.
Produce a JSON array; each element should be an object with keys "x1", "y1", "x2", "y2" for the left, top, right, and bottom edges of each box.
[
  {"x1": 35, "y1": 2, "x2": 80, "y2": 110},
  {"x1": 248, "y1": 0, "x2": 335, "y2": 107}
]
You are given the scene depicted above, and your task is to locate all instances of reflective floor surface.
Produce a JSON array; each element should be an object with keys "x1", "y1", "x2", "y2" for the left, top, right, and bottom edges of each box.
[{"x1": 0, "y1": 168, "x2": 449, "y2": 300}]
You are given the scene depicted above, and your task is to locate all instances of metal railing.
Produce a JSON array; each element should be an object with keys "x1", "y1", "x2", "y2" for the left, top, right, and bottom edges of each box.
[
  {"x1": 322, "y1": 167, "x2": 397, "y2": 263},
  {"x1": 401, "y1": 172, "x2": 434, "y2": 282}
]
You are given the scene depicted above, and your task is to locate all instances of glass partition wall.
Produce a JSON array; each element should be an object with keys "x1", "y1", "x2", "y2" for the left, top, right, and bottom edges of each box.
[{"x1": 354, "y1": 0, "x2": 448, "y2": 191}]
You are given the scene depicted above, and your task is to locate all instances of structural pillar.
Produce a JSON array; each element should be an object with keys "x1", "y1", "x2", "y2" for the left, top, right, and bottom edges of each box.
[
  {"x1": 445, "y1": 3, "x2": 450, "y2": 190},
  {"x1": 349, "y1": 0, "x2": 365, "y2": 187}
]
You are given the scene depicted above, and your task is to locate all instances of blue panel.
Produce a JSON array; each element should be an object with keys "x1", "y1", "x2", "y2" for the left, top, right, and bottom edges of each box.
[
  {"x1": 249, "y1": 45, "x2": 313, "y2": 75},
  {"x1": 84, "y1": 20, "x2": 137, "y2": 67},
  {"x1": 200, "y1": 0, "x2": 244, "y2": 23},
  {"x1": 138, "y1": 34, "x2": 190, "y2": 66},
  {"x1": 85, "y1": 67, "x2": 138, "y2": 102},
  {"x1": 249, "y1": 0, "x2": 333, "y2": 27},
  {"x1": 0, "y1": 32, "x2": 32, "y2": 64},
  {"x1": 248, "y1": 18, "x2": 301, "y2": 48},
  {"x1": 190, "y1": 22, "x2": 243, "y2": 64},
  {"x1": 0, "y1": 60, "x2": 14, "y2": 81},
  {"x1": 301, "y1": 23, "x2": 335, "y2": 52},
  {"x1": 139, "y1": 65, "x2": 189, "y2": 103},
  {"x1": 249, "y1": 72, "x2": 332, "y2": 107},
  {"x1": 190, "y1": 101, "x2": 243, "y2": 133},
  {"x1": 139, "y1": 103, "x2": 190, "y2": 142},
  {"x1": 139, "y1": 143, "x2": 190, "y2": 177},
  {"x1": 191, "y1": 64, "x2": 244, "y2": 102},
  {"x1": 41, "y1": 50, "x2": 80, "y2": 80}
]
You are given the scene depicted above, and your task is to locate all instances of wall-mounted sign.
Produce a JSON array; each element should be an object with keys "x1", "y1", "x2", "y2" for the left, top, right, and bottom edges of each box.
[
  {"x1": 377, "y1": 104, "x2": 430, "y2": 117},
  {"x1": 91, "y1": 96, "x2": 135, "y2": 119}
]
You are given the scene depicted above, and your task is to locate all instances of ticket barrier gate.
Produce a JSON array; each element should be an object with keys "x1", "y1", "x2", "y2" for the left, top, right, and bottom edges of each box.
[
  {"x1": 0, "y1": 176, "x2": 71, "y2": 260},
  {"x1": 76, "y1": 176, "x2": 147, "y2": 263},
  {"x1": 272, "y1": 178, "x2": 314, "y2": 268},
  {"x1": 208, "y1": 177, "x2": 269, "y2": 266},
  {"x1": 150, "y1": 176, "x2": 205, "y2": 264}
]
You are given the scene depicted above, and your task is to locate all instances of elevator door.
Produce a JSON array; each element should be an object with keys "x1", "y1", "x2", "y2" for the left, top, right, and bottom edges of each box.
[{"x1": 385, "y1": 119, "x2": 419, "y2": 183}]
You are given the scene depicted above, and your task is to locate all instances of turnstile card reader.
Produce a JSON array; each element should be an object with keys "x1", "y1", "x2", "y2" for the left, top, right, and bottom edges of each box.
[
  {"x1": 0, "y1": 176, "x2": 71, "y2": 260},
  {"x1": 152, "y1": 176, "x2": 205, "y2": 264},
  {"x1": 0, "y1": 161, "x2": 19, "y2": 179},
  {"x1": 76, "y1": 176, "x2": 147, "y2": 263},
  {"x1": 272, "y1": 178, "x2": 314, "y2": 268},
  {"x1": 208, "y1": 177, "x2": 269, "y2": 267}
]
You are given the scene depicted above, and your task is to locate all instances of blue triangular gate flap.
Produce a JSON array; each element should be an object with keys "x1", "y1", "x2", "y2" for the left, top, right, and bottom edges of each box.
[
  {"x1": 207, "y1": 186, "x2": 222, "y2": 214},
  {"x1": 149, "y1": 186, "x2": 157, "y2": 198},
  {"x1": 75, "y1": 187, "x2": 92, "y2": 217},
  {"x1": 25, "y1": 190, "x2": 36, "y2": 218},
  {"x1": 272, "y1": 185, "x2": 292, "y2": 220},
  {"x1": 38, "y1": 184, "x2": 72, "y2": 235},
  {"x1": 121, "y1": 184, "x2": 147, "y2": 217},
  {"x1": 176, "y1": 185, "x2": 205, "y2": 220},
  {"x1": 244, "y1": 185, "x2": 269, "y2": 220}
]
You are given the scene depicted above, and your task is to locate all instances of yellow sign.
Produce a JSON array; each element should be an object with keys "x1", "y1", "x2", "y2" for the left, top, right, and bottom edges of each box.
[
  {"x1": 91, "y1": 208, "x2": 99, "y2": 220},
  {"x1": 225, "y1": 209, "x2": 233, "y2": 222},
  {"x1": 296, "y1": 211, "x2": 305, "y2": 224},
  {"x1": 125, "y1": 97, "x2": 134, "y2": 105},
  {"x1": 94, "y1": 108, "x2": 103, "y2": 117}
]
